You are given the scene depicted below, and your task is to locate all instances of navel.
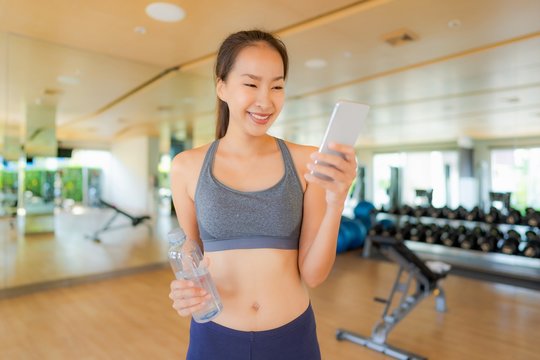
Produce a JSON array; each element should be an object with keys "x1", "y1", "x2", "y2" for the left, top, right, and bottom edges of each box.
[{"x1": 251, "y1": 302, "x2": 260, "y2": 311}]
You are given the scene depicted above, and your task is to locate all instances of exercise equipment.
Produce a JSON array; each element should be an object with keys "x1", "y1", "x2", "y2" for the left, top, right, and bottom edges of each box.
[
  {"x1": 506, "y1": 207, "x2": 522, "y2": 225},
  {"x1": 465, "y1": 206, "x2": 485, "y2": 222},
  {"x1": 348, "y1": 219, "x2": 367, "y2": 250},
  {"x1": 500, "y1": 230, "x2": 521, "y2": 255},
  {"x1": 478, "y1": 227, "x2": 502, "y2": 252},
  {"x1": 425, "y1": 224, "x2": 442, "y2": 245},
  {"x1": 440, "y1": 225, "x2": 459, "y2": 247},
  {"x1": 524, "y1": 208, "x2": 540, "y2": 227},
  {"x1": 354, "y1": 201, "x2": 375, "y2": 229},
  {"x1": 427, "y1": 206, "x2": 443, "y2": 219},
  {"x1": 485, "y1": 206, "x2": 504, "y2": 224},
  {"x1": 337, "y1": 218, "x2": 354, "y2": 253},
  {"x1": 395, "y1": 222, "x2": 412, "y2": 242},
  {"x1": 523, "y1": 231, "x2": 540, "y2": 258},
  {"x1": 409, "y1": 224, "x2": 426, "y2": 242},
  {"x1": 86, "y1": 199, "x2": 152, "y2": 242},
  {"x1": 337, "y1": 236, "x2": 450, "y2": 360}
]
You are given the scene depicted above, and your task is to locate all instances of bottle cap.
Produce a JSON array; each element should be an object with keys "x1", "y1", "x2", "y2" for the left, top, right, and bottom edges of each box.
[{"x1": 167, "y1": 227, "x2": 186, "y2": 246}]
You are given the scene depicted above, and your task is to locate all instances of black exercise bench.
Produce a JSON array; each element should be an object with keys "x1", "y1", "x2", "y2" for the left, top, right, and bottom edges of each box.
[
  {"x1": 86, "y1": 199, "x2": 152, "y2": 242},
  {"x1": 337, "y1": 236, "x2": 450, "y2": 360}
]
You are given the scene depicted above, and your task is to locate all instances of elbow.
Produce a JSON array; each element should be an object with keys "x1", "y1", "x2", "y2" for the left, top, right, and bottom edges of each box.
[{"x1": 302, "y1": 272, "x2": 328, "y2": 289}]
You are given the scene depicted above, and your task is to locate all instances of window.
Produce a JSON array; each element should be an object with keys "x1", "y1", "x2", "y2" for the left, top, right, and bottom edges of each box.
[{"x1": 491, "y1": 147, "x2": 540, "y2": 211}]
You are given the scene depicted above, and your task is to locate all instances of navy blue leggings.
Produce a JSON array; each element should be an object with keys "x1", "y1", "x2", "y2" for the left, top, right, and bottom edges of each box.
[{"x1": 186, "y1": 304, "x2": 321, "y2": 360}]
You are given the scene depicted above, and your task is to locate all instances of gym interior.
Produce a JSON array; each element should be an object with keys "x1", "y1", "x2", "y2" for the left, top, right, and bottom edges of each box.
[{"x1": 1, "y1": 1, "x2": 539, "y2": 359}]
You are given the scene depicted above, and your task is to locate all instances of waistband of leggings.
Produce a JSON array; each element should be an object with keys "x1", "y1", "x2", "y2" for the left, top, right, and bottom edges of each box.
[{"x1": 191, "y1": 302, "x2": 314, "y2": 339}]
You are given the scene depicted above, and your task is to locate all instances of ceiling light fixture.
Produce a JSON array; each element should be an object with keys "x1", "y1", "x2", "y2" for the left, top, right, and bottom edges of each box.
[
  {"x1": 146, "y1": 2, "x2": 186, "y2": 23},
  {"x1": 305, "y1": 58, "x2": 327, "y2": 69},
  {"x1": 57, "y1": 75, "x2": 80, "y2": 85},
  {"x1": 448, "y1": 19, "x2": 462, "y2": 29},
  {"x1": 134, "y1": 26, "x2": 147, "y2": 34}
]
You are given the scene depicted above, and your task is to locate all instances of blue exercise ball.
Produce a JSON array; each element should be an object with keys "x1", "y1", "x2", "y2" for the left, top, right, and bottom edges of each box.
[
  {"x1": 354, "y1": 201, "x2": 376, "y2": 229},
  {"x1": 347, "y1": 219, "x2": 367, "y2": 250},
  {"x1": 337, "y1": 217, "x2": 355, "y2": 253}
]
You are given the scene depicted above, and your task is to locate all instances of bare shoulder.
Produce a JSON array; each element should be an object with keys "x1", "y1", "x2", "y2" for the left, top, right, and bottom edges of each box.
[
  {"x1": 281, "y1": 140, "x2": 317, "y2": 191},
  {"x1": 171, "y1": 142, "x2": 213, "y2": 197},
  {"x1": 171, "y1": 143, "x2": 212, "y2": 175},
  {"x1": 282, "y1": 140, "x2": 317, "y2": 163}
]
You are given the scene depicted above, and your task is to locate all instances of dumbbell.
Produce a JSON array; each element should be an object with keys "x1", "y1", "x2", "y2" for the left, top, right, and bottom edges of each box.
[
  {"x1": 499, "y1": 229, "x2": 521, "y2": 255},
  {"x1": 425, "y1": 224, "x2": 442, "y2": 244},
  {"x1": 524, "y1": 208, "x2": 540, "y2": 227},
  {"x1": 440, "y1": 226, "x2": 459, "y2": 247},
  {"x1": 523, "y1": 231, "x2": 540, "y2": 258},
  {"x1": 399, "y1": 205, "x2": 414, "y2": 216},
  {"x1": 446, "y1": 206, "x2": 468, "y2": 220},
  {"x1": 427, "y1": 206, "x2": 443, "y2": 219},
  {"x1": 368, "y1": 223, "x2": 384, "y2": 237},
  {"x1": 381, "y1": 224, "x2": 397, "y2": 237},
  {"x1": 457, "y1": 227, "x2": 476, "y2": 250},
  {"x1": 441, "y1": 206, "x2": 453, "y2": 219},
  {"x1": 505, "y1": 207, "x2": 522, "y2": 225},
  {"x1": 395, "y1": 222, "x2": 413, "y2": 241},
  {"x1": 413, "y1": 206, "x2": 428, "y2": 218},
  {"x1": 466, "y1": 206, "x2": 485, "y2": 222},
  {"x1": 485, "y1": 206, "x2": 504, "y2": 224},
  {"x1": 477, "y1": 227, "x2": 502, "y2": 252},
  {"x1": 409, "y1": 224, "x2": 426, "y2": 242}
]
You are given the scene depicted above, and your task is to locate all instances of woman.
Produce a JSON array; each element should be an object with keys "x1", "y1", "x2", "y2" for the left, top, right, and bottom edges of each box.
[{"x1": 168, "y1": 29, "x2": 357, "y2": 360}]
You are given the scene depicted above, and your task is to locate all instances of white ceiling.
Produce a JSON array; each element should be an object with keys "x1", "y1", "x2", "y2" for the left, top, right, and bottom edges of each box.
[{"x1": 1, "y1": 0, "x2": 540, "y2": 149}]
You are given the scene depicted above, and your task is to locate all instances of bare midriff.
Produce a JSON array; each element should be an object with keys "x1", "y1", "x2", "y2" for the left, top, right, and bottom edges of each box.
[{"x1": 206, "y1": 248, "x2": 309, "y2": 331}]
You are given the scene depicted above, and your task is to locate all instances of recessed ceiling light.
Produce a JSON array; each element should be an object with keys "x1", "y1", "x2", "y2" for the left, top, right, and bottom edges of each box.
[
  {"x1": 305, "y1": 58, "x2": 327, "y2": 69},
  {"x1": 448, "y1": 19, "x2": 462, "y2": 29},
  {"x1": 57, "y1": 75, "x2": 80, "y2": 85},
  {"x1": 146, "y1": 2, "x2": 186, "y2": 23},
  {"x1": 134, "y1": 26, "x2": 147, "y2": 34},
  {"x1": 505, "y1": 96, "x2": 520, "y2": 103}
]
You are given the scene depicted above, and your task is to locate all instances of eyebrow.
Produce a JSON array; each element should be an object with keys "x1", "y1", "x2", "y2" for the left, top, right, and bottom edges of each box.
[{"x1": 241, "y1": 74, "x2": 284, "y2": 81}]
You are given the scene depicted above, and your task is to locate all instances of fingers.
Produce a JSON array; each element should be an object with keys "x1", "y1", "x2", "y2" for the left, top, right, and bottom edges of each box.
[
  {"x1": 169, "y1": 280, "x2": 211, "y2": 317},
  {"x1": 313, "y1": 143, "x2": 357, "y2": 169},
  {"x1": 307, "y1": 144, "x2": 357, "y2": 182}
]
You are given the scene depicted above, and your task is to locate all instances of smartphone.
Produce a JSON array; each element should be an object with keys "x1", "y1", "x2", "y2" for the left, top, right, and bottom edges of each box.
[{"x1": 312, "y1": 101, "x2": 370, "y2": 181}]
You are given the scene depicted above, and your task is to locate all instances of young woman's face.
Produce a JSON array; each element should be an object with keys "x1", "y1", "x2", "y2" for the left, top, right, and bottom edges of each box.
[{"x1": 217, "y1": 42, "x2": 285, "y2": 137}]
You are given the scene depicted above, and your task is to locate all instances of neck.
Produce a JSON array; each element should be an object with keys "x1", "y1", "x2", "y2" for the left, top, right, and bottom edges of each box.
[{"x1": 219, "y1": 128, "x2": 275, "y2": 156}]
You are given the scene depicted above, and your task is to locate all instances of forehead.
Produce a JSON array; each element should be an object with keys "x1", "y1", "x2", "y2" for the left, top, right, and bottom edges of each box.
[{"x1": 231, "y1": 43, "x2": 284, "y2": 78}]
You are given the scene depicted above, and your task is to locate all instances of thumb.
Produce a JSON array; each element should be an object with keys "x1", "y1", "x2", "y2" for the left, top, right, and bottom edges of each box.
[{"x1": 202, "y1": 254, "x2": 211, "y2": 269}]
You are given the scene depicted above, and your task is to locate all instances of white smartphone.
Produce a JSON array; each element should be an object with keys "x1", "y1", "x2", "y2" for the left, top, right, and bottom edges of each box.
[{"x1": 312, "y1": 101, "x2": 370, "y2": 181}]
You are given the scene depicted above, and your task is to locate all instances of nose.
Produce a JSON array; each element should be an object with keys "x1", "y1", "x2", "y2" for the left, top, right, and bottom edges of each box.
[{"x1": 255, "y1": 87, "x2": 272, "y2": 110}]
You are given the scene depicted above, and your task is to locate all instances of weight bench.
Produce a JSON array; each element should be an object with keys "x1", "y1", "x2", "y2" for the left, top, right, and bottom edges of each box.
[
  {"x1": 337, "y1": 236, "x2": 450, "y2": 360},
  {"x1": 86, "y1": 199, "x2": 152, "y2": 242}
]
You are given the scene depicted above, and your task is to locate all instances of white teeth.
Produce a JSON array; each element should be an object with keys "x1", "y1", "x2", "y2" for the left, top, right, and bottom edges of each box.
[{"x1": 250, "y1": 113, "x2": 270, "y2": 120}]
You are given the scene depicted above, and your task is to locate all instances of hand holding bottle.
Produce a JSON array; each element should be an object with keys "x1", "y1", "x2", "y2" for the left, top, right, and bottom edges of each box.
[
  {"x1": 169, "y1": 256, "x2": 213, "y2": 317},
  {"x1": 167, "y1": 228, "x2": 223, "y2": 323}
]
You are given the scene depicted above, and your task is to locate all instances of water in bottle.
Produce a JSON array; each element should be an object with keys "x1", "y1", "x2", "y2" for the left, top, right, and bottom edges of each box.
[{"x1": 168, "y1": 227, "x2": 223, "y2": 323}]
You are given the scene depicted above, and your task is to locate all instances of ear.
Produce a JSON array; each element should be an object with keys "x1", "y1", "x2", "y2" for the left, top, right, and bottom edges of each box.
[{"x1": 216, "y1": 78, "x2": 227, "y2": 102}]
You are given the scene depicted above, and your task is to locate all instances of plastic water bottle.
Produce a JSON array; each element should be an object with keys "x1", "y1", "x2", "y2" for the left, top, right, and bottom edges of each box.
[{"x1": 167, "y1": 227, "x2": 223, "y2": 323}]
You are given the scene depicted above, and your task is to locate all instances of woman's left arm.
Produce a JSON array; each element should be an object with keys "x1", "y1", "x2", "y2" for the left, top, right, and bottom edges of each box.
[{"x1": 298, "y1": 143, "x2": 358, "y2": 288}]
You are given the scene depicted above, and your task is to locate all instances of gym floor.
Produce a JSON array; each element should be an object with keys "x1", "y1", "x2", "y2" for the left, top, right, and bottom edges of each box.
[{"x1": 0, "y1": 216, "x2": 538, "y2": 359}]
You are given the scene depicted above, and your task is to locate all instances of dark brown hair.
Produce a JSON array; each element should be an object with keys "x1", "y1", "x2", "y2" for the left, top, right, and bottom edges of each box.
[{"x1": 214, "y1": 30, "x2": 289, "y2": 139}]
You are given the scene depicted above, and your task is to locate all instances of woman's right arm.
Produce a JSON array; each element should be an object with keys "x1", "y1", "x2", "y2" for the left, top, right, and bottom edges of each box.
[{"x1": 168, "y1": 150, "x2": 210, "y2": 317}]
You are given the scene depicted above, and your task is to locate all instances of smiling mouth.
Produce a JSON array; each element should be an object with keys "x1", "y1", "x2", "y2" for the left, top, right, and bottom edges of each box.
[{"x1": 248, "y1": 112, "x2": 272, "y2": 124}]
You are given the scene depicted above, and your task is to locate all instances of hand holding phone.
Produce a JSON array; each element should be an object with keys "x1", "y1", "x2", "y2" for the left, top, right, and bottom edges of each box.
[{"x1": 311, "y1": 101, "x2": 370, "y2": 181}]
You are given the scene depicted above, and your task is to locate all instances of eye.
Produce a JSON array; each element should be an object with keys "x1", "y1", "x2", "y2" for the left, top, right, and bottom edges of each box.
[
  {"x1": 273, "y1": 86, "x2": 284, "y2": 90},
  {"x1": 243, "y1": 83, "x2": 257, "y2": 88}
]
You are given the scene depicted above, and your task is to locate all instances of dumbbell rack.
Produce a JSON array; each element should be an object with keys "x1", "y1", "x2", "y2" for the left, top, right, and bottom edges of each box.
[{"x1": 364, "y1": 212, "x2": 540, "y2": 289}]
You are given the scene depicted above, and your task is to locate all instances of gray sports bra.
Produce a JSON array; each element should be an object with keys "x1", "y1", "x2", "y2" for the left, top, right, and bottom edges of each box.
[{"x1": 194, "y1": 138, "x2": 304, "y2": 252}]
